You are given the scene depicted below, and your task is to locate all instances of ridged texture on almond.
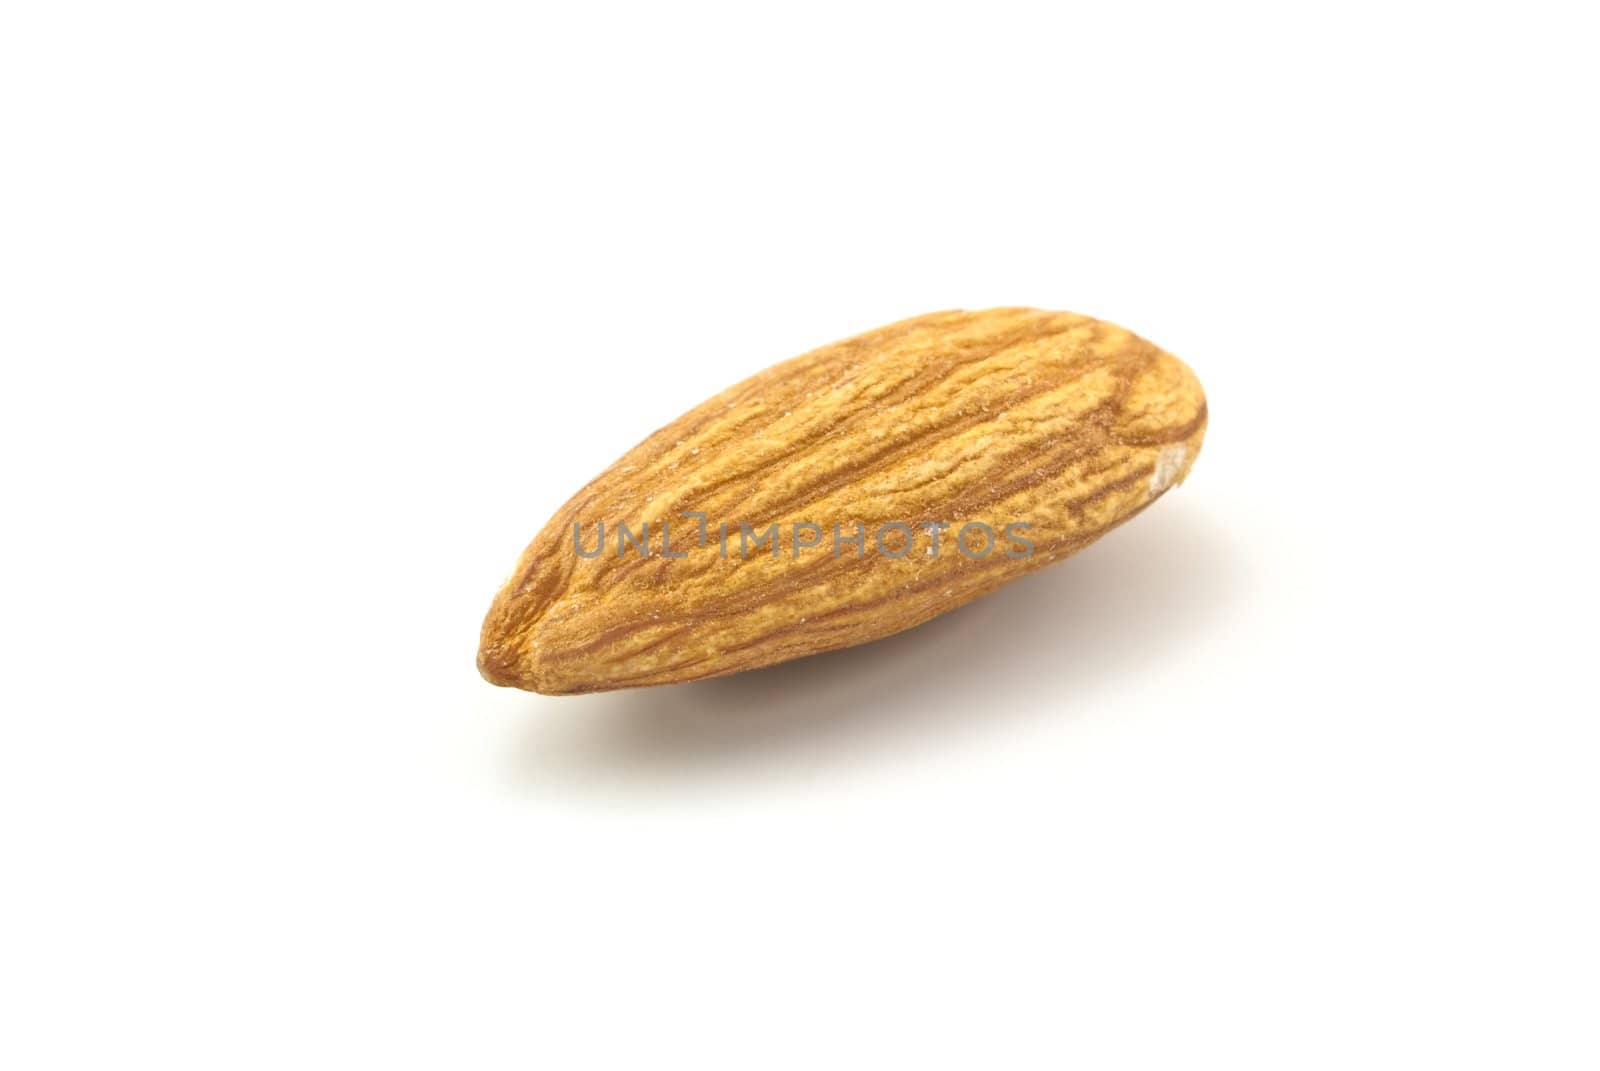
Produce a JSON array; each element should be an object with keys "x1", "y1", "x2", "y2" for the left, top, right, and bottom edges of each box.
[{"x1": 479, "y1": 308, "x2": 1206, "y2": 694}]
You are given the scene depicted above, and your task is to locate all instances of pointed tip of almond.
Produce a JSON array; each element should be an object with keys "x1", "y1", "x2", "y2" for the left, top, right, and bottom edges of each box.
[
  {"x1": 477, "y1": 585, "x2": 546, "y2": 691},
  {"x1": 478, "y1": 545, "x2": 570, "y2": 692},
  {"x1": 477, "y1": 638, "x2": 577, "y2": 695},
  {"x1": 475, "y1": 639, "x2": 525, "y2": 689}
]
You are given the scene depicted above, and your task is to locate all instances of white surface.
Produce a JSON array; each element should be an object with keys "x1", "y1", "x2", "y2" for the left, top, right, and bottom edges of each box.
[{"x1": 3, "y1": 3, "x2": 1597, "y2": 1068}]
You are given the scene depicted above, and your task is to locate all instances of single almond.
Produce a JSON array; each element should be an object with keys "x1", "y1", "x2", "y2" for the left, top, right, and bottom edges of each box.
[{"x1": 479, "y1": 307, "x2": 1206, "y2": 694}]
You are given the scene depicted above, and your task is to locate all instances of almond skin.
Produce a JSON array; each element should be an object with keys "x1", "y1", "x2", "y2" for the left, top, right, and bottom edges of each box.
[{"x1": 479, "y1": 308, "x2": 1206, "y2": 694}]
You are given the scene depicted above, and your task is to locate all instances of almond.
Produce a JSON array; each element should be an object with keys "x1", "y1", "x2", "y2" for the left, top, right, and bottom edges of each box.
[{"x1": 479, "y1": 308, "x2": 1206, "y2": 694}]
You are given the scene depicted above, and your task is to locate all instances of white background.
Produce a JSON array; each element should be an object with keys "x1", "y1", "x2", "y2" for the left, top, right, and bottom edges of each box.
[{"x1": 3, "y1": 2, "x2": 1597, "y2": 1067}]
